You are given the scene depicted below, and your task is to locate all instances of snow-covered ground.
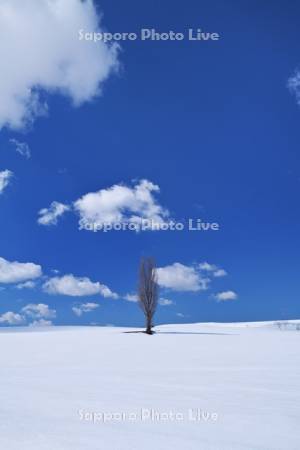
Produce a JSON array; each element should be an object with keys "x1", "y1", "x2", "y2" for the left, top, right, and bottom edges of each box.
[{"x1": 0, "y1": 321, "x2": 299, "y2": 450}]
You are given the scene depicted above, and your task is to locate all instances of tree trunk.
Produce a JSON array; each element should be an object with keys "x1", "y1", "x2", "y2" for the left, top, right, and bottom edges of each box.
[
  {"x1": 145, "y1": 317, "x2": 153, "y2": 334},
  {"x1": 138, "y1": 257, "x2": 158, "y2": 336}
]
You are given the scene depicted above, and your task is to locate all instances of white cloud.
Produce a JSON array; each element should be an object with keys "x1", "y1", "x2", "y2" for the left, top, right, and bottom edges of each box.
[
  {"x1": 124, "y1": 293, "x2": 138, "y2": 303},
  {"x1": 72, "y1": 302, "x2": 99, "y2": 316},
  {"x1": 0, "y1": 256, "x2": 42, "y2": 284},
  {"x1": 199, "y1": 262, "x2": 217, "y2": 271},
  {"x1": 158, "y1": 297, "x2": 173, "y2": 306},
  {"x1": 0, "y1": 170, "x2": 13, "y2": 194},
  {"x1": 215, "y1": 290, "x2": 238, "y2": 301},
  {"x1": 0, "y1": 303, "x2": 55, "y2": 327},
  {"x1": 74, "y1": 179, "x2": 169, "y2": 229},
  {"x1": 288, "y1": 70, "x2": 300, "y2": 105},
  {"x1": 38, "y1": 201, "x2": 70, "y2": 225},
  {"x1": 156, "y1": 263, "x2": 209, "y2": 292},
  {"x1": 0, "y1": 311, "x2": 24, "y2": 325},
  {"x1": 213, "y1": 269, "x2": 227, "y2": 278},
  {"x1": 43, "y1": 274, "x2": 118, "y2": 298},
  {"x1": 29, "y1": 319, "x2": 53, "y2": 327},
  {"x1": 22, "y1": 303, "x2": 56, "y2": 319},
  {"x1": 123, "y1": 261, "x2": 231, "y2": 299},
  {"x1": 0, "y1": 0, "x2": 119, "y2": 130},
  {"x1": 9, "y1": 138, "x2": 31, "y2": 158},
  {"x1": 16, "y1": 280, "x2": 36, "y2": 289},
  {"x1": 199, "y1": 261, "x2": 227, "y2": 278},
  {"x1": 124, "y1": 293, "x2": 173, "y2": 306}
]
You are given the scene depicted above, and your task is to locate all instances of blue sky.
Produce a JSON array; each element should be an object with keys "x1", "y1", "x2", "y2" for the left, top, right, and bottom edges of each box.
[{"x1": 0, "y1": 0, "x2": 300, "y2": 327}]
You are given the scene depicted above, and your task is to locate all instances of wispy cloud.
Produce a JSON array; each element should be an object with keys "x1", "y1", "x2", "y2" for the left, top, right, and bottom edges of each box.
[
  {"x1": 215, "y1": 290, "x2": 238, "y2": 301},
  {"x1": 199, "y1": 261, "x2": 227, "y2": 277},
  {"x1": 213, "y1": 269, "x2": 227, "y2": 278},
  {"x1": 38, "y1": 201, "x2": 70, "y2": 226},
  {"x1": 158, "y1": 297, "x2": 173, "y2": 306},
  {"x1": 15, "y1": 280, "x2": 37, "y2": 290},
  {"x1": 124, "y1": 293, "x2": 173, "y2": 306},
  {"x1": 72, "y1": 303, "x2": 99, "y2": 317},
  {"x1": 0, "y1": 170, "x2": 13, "y2": 194},
  {"x1": 29, "y1": 319, "x2": 53, "y2": 327},
  {"x1": 288, "y1": 69, "x2": 300, "y2": 105},
  {"x1": 9, "y1": 138, "x2": 31, "y2": 159},
  {"x1": 124, "y1": 293, "x2": 139, "y2": 302}
]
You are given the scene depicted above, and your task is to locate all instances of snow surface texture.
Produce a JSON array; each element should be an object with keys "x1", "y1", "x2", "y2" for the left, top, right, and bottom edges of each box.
[{"x1": 0, "y1": 321, "x2": 299, "y2": 450}]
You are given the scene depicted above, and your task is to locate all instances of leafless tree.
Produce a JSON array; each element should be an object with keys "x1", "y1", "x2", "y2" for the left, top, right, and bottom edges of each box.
[{"x1": 138, "y1": 257, "x2": 158, "y2": 335}]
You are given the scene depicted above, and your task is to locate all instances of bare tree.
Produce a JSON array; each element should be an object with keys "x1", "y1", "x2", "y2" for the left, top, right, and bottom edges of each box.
[{"x1": 138, "y1": 257, "x2": 158, "y2": 335}]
